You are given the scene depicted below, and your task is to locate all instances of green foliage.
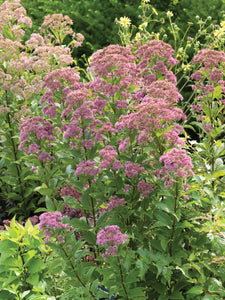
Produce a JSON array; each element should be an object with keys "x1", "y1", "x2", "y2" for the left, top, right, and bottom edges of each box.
[
  {"x1": 21, "y1": 0, "x2": 140, "y2": 60},
  {"x1": 0, "y1": 219, "x2": 55, "y2": 299},
  {"x1": 1, "y1": 0, "x2": 225, "y2": 299}
]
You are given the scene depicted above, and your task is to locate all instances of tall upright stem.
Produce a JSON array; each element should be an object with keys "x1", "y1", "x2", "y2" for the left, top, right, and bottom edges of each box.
[{"x1": 169, "y1": 181, "x2": 179, "y2": 257}]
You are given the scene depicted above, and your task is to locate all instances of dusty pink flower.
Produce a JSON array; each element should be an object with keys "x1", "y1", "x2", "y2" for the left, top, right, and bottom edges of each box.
[
  {"x1": 19, "y1": 116, "x2": 56, "y2": 153},
  {"x1": 145, "y1": 80, "x2": 183, "y2": 103},
  {"x1": 192, "y1": 49, "x2": 225, "y2": 69},
  {"x1": 39, "y1": 211, "x2": 72, "y2": 242},
  {"x1": 75, "y1": 160, "x2": 100, "y2": 177},
  {"x1": 60, "y1": 185, "x2": 81, "y2": 202},
  {"x1": 157, "y1": 148, "x2": 194, "y2": 188},
  {"x1": 96, "y1": 225, "x2": 128, "y2": 246},
  {"x1": 138, "y1": 180, "x2": 153, "y2": 197},
  {"x1": 107, "y1": 196, "x2": 126, "y2": 211},
  {"x1": 38, "y1": 152, "x2": 55, "y2": 162},
  {"x1": 192, "y1": 104, "x2": 202, "y2": 112},
  {"x1": 204, "y1": 123, "x2": 213, "y2": 133},
  {"x1": 102, "y1": 245, "x2": 118, "y2": 260},
  {"x1": 124, "y1": 161, "x2": 145, "y2": 178},
  {"x1": 99, "y1": 145, "x2": 118, "y2": 169},
  {"x1": 89, "y1": 44, "x2": 136, "y2": 77}
]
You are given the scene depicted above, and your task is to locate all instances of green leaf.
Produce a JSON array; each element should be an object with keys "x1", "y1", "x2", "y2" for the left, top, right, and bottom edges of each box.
[
  {"x1": 84, "y1": 231, "x2": 96, "y2": 244},
  {"x1": 45, "y1": 197, "x2": 56, "y2": 211},
  {"x1": 1, "y1": 176, "x2": 16, "y2": 185},
  {"x1": 127, "y1": 287, "x2": 145, "y2": 299},
  {"x1": 34, "y1": 187, "x2": 53, "y2": 196},
  {"x1": 27, "y1": 258, "x2": 44, "y2": 273},
  {"x1": 26, "y1": 273, "x2": 39, "y2": 286},
  {"x1": 186, "y1": 285, "x2": 203, "y2": 295},
  {"x1": 96, "y1": 212, "x2": 109, "y2": 227},
  {"x1": 70, "y1": 218, "x2": 91, "y2": 231},
  {"x1": 158, "y1": 295, "x2": 168, "y2": 300},
  {"x1": 170, "y1": 291, "x2": 184, "y2": 299},
  {"x1": 21, "y1": 291, "x2": 31, "y2": 299},
  {"x1": 212, "y1": 170, "x2": 225, "y2": 178}
]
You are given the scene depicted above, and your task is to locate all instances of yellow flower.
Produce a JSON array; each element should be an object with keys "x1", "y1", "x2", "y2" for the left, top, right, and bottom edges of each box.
[
  {"x1": 119, "y1": 17, "x2": 131, "y2": 27},
  {"x1": 167, "y1": 11, "x2": 173, "y2": 18},
  {"x1": 214, "y1": 29, "x2": 224, "y2": 37},
  {"x1": 182, "y1": 63, "x2": 191, "y2": 71},
  {"x1": 221, "y1": 21, "x2": 225, "y2": 28},
  {"x1": 139, "y1": 22, "x2": 148, "y2": 30}
]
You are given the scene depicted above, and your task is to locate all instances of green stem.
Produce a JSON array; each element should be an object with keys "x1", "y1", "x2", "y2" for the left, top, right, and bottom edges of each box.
[
  {"x1": 5, "y1": 111, "x2": 24, "y2": 201},
  {"x1": 117, "y1": 256, "x2": 129, "y2": 300},
  {"x1": 60, "y1": 244, "x2": 96, "y2": 299},
  {"x1": 169, "y1": 181, "x2": 179, "y2": 257}
]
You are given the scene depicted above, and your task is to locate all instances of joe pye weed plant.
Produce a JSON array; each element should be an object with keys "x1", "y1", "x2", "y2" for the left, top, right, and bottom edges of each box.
[
  {"x1": 0, "y1": 0, "x2": 84, "y2": 219},
  {"x1": 1, "y1": 0, "x2": 225, "y2": 299}
]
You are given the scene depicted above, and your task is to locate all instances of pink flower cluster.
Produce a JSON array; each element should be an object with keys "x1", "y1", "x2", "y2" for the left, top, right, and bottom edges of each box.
[
  {"x1": 19, "y1": 116, "x2": 56, "y2": 159},
  {"x1": 124, "y1": 161, "x2": 145, "y2": 178},
  {"x1": 60, "y1": 185, "x2": 81, "y2": 202},
  {"x1": 75, "y1": 160, "x2": 100, "y2": 177},
  {"x1": 39, "y1": 211, "x2": 72, "y2": 242},
  {"x1": 99, "y1": 145, "x2": 118, "y2": 169},
  {"x1": 137, "y1": 180, "x2": 153, "y2": 197},
  {"x1": 107, "y1": 196, "x2": 126, "y2": 211},
  {"x1": 89, "y1": 44, "x2": 136, "y2": 77},
  {"x1": 157, "y1": 149, "x2": 194, "y2": 188},
  {"x1": 191, "y1": 49, "x2": 225, "y2": 122},
  {"x1": 192, "y1": 49, "x2": 225, "y2": 69},
  {"x1": 136, "y1": 40, "x2": 178, "y2": 84},
  {"x1": 96, "y1": 225, "x2": 128, "y2": 260}
]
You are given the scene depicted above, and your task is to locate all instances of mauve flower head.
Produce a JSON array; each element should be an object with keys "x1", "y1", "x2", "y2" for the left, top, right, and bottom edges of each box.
[
  {"x1": 40, "y1": 14, "x2": 74, "y2": 40},
  {"x1": 159, "y1": 148, "x2": 194, "y2": 174},
  {"x1": 96, "y1": 225, "x2": 128, "y2": 246},
  {"x1": 208, "y1": 68, "x2": 223, "y2": 81},
  {"x1": 192, "y1": 104, "x2": 202, "y2": 112},
  {"x1": 75, "y1": 160, "x2": 100, "y2": 177},
  {"x1": 146, "y1": 80, "x2": 183, "y2": 103},
  {"x1": 136, "y1": 40, "x2": 175, "y2": 62},
  {"x1": 107, "y1": 196, "x2": 126, "y2": 211},
  {"x1": 163, "y1": 124, "x2": 185, "y2": 147},
  {"x1": 89, "y1": 44, "x2": 136, "y2": 77},
  {"x1": 38, "y1": 152, "x2": 55, "y2": 162},
  {"x1": 191, "y1": 71, "x2": 202, "y2": 81},
  {"x1": 204, "y1": 123, "x2": 213, "y2": 133},
  {"x1": 19, "y1": 116, "x2": 56, "y2": 153},
  {"x1": 112, "y1": 160, "x2": 124, "y2": 170},
  {"x1": 158, "y1": 148, "x2": 194, "y2": 188},
  {"x1": 192, "y1": 49, "x2": 225, "y2": 69},
  {"x1": 42, "y1": 68, "x2": 80, "y2": 92},
  {"x1": 60, "y1": 185, "x2": 81, "y2": 201},
  {"x1": 0, "y1": 0, "x2": 32, "y2": 39},
  {"x1": 82, "y1": 139, "x2": 95, "y2": 149},
  {"x1": 99, "y1": 145, "x2": 117, "y2": 169},
  {"x1": 138, "y1": 180, "x2": 153, "y2": 197},
  {"x1": 102, "y1": 245, "x2": 118, "y2": 260},
  {"x1": 39, "y1": 211, "x2": 72, "y2": 242},
  {"x1": 124, "y1": 161, "x2": 145, "y2": 178},
  {"x1": 62, "y1": 121, "x2": 82, "y2": 139},
  {"x1": 166, "y1": 71, "x2": 177, "y2": 84}
]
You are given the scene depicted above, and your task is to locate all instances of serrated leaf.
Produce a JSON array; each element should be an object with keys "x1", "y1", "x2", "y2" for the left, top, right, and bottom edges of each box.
[
  {"x1": 34, "y1": 187, "x2": 53, "y2": 196},
  {"x1": 26, "y1": 273, "x2": 39, "y2": 286},
  {"x1": 186, "y1": 285, "x2": 203, "y2": 295},
  {"x1": 70, "y1": 218, "x2": 90, "y2": 231}
]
